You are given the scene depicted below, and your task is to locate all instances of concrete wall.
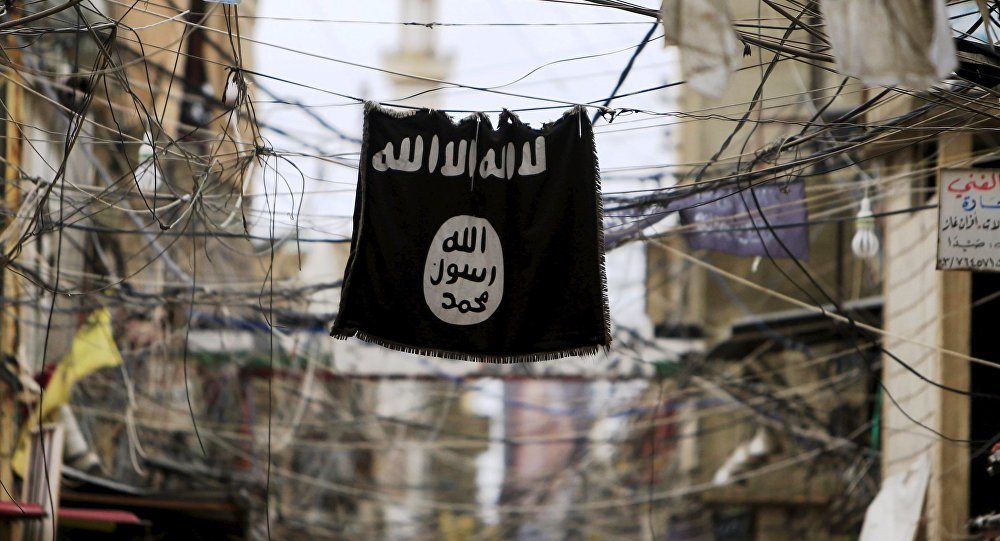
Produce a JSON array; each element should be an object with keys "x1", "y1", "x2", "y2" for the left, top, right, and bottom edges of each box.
[{"x1": 880, "y1": 131, "x2": 971, "y2": 540}]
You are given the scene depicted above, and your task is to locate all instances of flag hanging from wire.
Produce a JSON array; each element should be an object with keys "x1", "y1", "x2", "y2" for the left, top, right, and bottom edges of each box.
[
  {"x1": 331, "y1": 103, "x2": 610, "y2": 362},
  {"x1": 678, "y1": 180, "x2": 809, "y2": 260}
]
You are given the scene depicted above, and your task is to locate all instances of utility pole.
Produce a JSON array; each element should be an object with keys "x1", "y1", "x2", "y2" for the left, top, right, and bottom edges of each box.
[{"x1": 0, "y1": 49, "x2": 24, "y2": 541}]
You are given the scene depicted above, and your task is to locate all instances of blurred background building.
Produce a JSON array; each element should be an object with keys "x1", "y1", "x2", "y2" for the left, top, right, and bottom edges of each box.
[{"x1": 0, "y1": 1, "x2": 999, "y2": 541}]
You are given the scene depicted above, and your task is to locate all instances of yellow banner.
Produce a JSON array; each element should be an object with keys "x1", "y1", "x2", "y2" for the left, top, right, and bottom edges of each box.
[{"x1": 12, "y1": 308, "x2": 122, "y2": 477}]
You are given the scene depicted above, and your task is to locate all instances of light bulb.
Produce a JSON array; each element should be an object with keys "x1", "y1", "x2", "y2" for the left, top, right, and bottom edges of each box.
[
  {"x1": 851, "y1": 196, "x2": 880, "y2": 259},
  {"x1": 135, "y1": 135, "x2": 162, "y2": 193}
]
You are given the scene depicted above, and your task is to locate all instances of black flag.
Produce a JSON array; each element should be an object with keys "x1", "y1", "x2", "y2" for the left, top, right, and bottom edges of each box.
[{"x1": 331, "y1": 103, "x2": 610, "y2": 362}]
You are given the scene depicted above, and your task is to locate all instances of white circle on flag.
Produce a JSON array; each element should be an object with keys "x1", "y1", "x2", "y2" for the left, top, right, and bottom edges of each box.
[{"x1": 423, "y1": 215, "x2": 504, "y2": 325}]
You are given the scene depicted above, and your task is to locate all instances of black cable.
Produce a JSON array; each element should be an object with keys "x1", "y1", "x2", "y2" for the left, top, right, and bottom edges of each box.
[
  {"x1": 0, "y1": 0, "x2": 86, "y2": 31},
  {"x1": 181, "y1": 229, "x2": 208, "y2": 457},
  {"x1": 31, "y1": 21, "x2": 112, "y2": 539},
  {"x1": 591, "y1": 21, "x2": 658, "y2": 125}
]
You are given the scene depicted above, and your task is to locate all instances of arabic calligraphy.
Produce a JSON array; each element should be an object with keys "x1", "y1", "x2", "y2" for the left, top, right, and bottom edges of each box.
[
  {"x1": 424, "y1": 215, "x2": 504, "y2": 325},
  {"x1": 429, "y1": 261, "x2": 497, "y2": 286},
  {"x1": 441, "y1": 291, "x2": 490, "y2": 313},
  {"x1": 938, "y1": 169, "x2": 1000, "y2": 271},
  {"x1": 373, "y1": 134, "x2": 547, "y2": 179},
  {"x1": 948, "y1": 236, "x2": 986, "y2": 250},
  {"x1": 946, "y1": 172, "x2": 999, "y2": 195},
  {"x1": 442, "y1": 226, "x2": 485, "y2": 254},
  {"x1": 371, "y1": 136, "x2": 424, "y2": 173}
]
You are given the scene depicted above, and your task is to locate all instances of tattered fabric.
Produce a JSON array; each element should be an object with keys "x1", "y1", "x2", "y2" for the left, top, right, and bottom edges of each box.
[
  {"x1": 678, "y1": 180, "x2": 809, "y2": 261},
  {"x1": 823, "y1": 0, "x2": 957, "y2": 90},
  {"x1": 331, "y1": 103, "x2": 611, "y2": 363}
]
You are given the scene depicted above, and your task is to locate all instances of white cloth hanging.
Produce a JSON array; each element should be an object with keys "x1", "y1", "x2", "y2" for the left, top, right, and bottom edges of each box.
[
  {"x1": 858, "y1": 453, "x2": 931, "y2": 541},
  {"x1": 660, "y1": 0, "x2": 741, "y2": 97},
  {"x1": 824, "y1": 0, "x2": 957, "y2": 90}
]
